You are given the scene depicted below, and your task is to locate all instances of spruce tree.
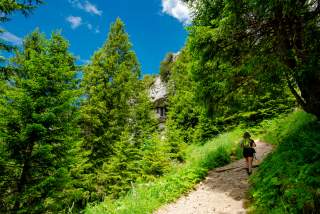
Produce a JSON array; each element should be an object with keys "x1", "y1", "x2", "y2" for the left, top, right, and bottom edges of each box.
[
  {"x1": 81, "y1": 18, "x2": 162, "y2": 200},
  {"x1": 0, "y1": 30, "x2": 80, "y2": 213},
  {"x1": 81, "y1": 18, "x2": 141, "y2": 167},
  {"x1": 0, "y1": 0, "x2": 43, "y2": 76}
]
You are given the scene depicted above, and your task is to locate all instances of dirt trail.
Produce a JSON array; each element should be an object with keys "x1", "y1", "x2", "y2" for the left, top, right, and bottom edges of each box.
[{"x1": 155, "y1": 141, "x2": 273, "y2": 214}]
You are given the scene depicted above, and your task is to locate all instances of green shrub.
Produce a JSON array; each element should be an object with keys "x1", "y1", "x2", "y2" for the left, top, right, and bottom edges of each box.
[{"x1": 200, "y1": 145, "x2": 231, "y2": 169}]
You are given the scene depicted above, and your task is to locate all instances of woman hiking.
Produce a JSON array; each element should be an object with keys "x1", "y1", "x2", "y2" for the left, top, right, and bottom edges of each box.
[{"x1": 240, "y1": 132, "x2": 256, "y2": 175}]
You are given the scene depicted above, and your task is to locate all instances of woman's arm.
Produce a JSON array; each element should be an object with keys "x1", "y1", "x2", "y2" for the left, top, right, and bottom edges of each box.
[{"x1": 251, "y1": 139, "x2": 256, "y2": 147}]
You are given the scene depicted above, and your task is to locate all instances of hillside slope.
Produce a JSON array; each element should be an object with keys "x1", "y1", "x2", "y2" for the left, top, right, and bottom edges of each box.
[{"x1": 249, "y1": 111, "x2": 320, "y2": 213}]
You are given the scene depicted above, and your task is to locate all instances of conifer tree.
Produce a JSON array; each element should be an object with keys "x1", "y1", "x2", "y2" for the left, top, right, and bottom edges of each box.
[
  {"x1": 81, "y1": 18, "x2": 141, "y2": 167},
  {"x1": 0, "y1": 0, "x2": 43, "y2": 73},
  {"x1": 0, "y1": 0, "x2": 43, "y2": 49},
  {"x1": 80, "y1": 18, "x2": 164, "y2": 200},
  {"x1": 0, "y1": 30, "x2": 80, "y2": 213}
]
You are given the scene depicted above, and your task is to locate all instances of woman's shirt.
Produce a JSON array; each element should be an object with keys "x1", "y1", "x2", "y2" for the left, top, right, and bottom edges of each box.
[{"x1": 240, "y1": 138, "x2": 254, "y2": 148}]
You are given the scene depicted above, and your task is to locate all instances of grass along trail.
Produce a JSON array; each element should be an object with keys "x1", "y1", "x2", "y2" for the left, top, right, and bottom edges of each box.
[{"x1": 155, "y1": 141, "x2": 273, "y2": 214}]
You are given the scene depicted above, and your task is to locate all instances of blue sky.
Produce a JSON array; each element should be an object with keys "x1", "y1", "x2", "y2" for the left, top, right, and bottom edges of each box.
[{"x1": 0, "y1": 0, "x2": 192, "y2": 75}]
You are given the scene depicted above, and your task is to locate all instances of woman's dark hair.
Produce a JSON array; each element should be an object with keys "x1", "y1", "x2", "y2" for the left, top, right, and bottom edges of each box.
[{"x1": 243, "y1": 132, "x2": 251, "y2": 138}]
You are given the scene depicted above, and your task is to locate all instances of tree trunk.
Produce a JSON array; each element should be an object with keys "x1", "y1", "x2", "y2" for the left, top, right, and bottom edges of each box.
[
  {"x1": 300, "y1": 76, "x2": 320, "y2": 120},
  {"x1": 282, "y1": 16, "x2": 320, "y2": 120},
  {"x1": 13, "y1": 143, "x2": 33, "y2": 213}
]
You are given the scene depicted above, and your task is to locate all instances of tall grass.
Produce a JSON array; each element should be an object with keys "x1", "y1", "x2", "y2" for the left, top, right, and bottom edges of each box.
[
  {"x1": 85, "y1": 129, "x2": 243, "y2": 214},
  {"x1": 248, "y1": 111, "x2": 320, "y2": 214}
]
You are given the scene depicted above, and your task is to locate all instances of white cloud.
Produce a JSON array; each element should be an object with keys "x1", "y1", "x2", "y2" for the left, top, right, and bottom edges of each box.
[
  {"x1": 94, "y1": 26, "x2": 100, "y2": 34},
  {"x1": 75, "y1": 55, "x2": 90, "y2": 64},
  {"x1": 86, "y1": 23, "x2": 100, "y2": 33},
  {"x1": 80, "y1": 58, "x2": 90, "y2": 64},
  {"x1": 0, "y1": 30, "x2": 23, "y2": 46},
  {"x1": 161, "y1": 0, "x2": 192, "y2": 25},
  {"x1": 83, "y1": 1, "x2": 102, "y2": 16},
  {"x1": 66, "y1": 16, "x2": 82, "y2": 29},
  {"x1": 69, "y1": 0, "x2": 102, "y2": 16}
]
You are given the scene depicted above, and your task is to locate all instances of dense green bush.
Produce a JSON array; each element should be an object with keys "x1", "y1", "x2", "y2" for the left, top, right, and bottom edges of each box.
[{"x1": 249, "y1": 111, "x2": 320, "y2": 214}]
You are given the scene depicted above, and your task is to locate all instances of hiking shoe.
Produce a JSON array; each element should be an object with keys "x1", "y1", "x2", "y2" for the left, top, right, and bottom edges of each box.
[{"x1": 246, "y1": 168, "x2": 249, "y2": 175}]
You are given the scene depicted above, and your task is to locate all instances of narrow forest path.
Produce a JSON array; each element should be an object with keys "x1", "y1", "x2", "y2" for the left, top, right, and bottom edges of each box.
[{"x1": 155, "y1": 141, "x2": 273, "y2": 214}]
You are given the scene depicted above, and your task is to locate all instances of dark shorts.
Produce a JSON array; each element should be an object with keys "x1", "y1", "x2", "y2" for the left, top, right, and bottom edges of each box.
[{"x1": 243, "y1": 148, "x2": 255, "y2": 158}]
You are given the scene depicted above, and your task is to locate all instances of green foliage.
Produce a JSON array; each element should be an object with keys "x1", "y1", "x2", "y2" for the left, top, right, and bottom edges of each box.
[
  {"x1": 139, "y1": 134, "x2": 171, "y2": 180},
  {"x1": 187, "y1": 0, "x2": 320, "y2": 119},
  {"x1": 0, "y1": 0, "x2": 42, "y2": 19},
  {"x1": 85, "y1": 129, "x2": 241, "y2": 214},
  {"x1": 165, "y1": 48, "x2": 220, "y2": 149},
  {"x1": 165, "y1": 40, "x2": 294, "y2": 155},
  {"x1": 159, "y1": 52, "x2": 175, "y2": 82},
  {"x1": 249, "y1": 111, "x2": 320, "y2": 213},
  {"x1": 166, "y1": 49, "x2": 199, "y2": 143},
  {"x1": 0, "y1": 29, "x2": 80, "y2": 213}
]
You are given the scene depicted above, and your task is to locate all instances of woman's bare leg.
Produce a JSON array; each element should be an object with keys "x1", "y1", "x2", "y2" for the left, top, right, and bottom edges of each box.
[
  {"x1": 248, "y1": 157, "x2": 253, "y2": 174},
  {"x1": 245, "y1": 157, "x2": 249, "y2": 173}
]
